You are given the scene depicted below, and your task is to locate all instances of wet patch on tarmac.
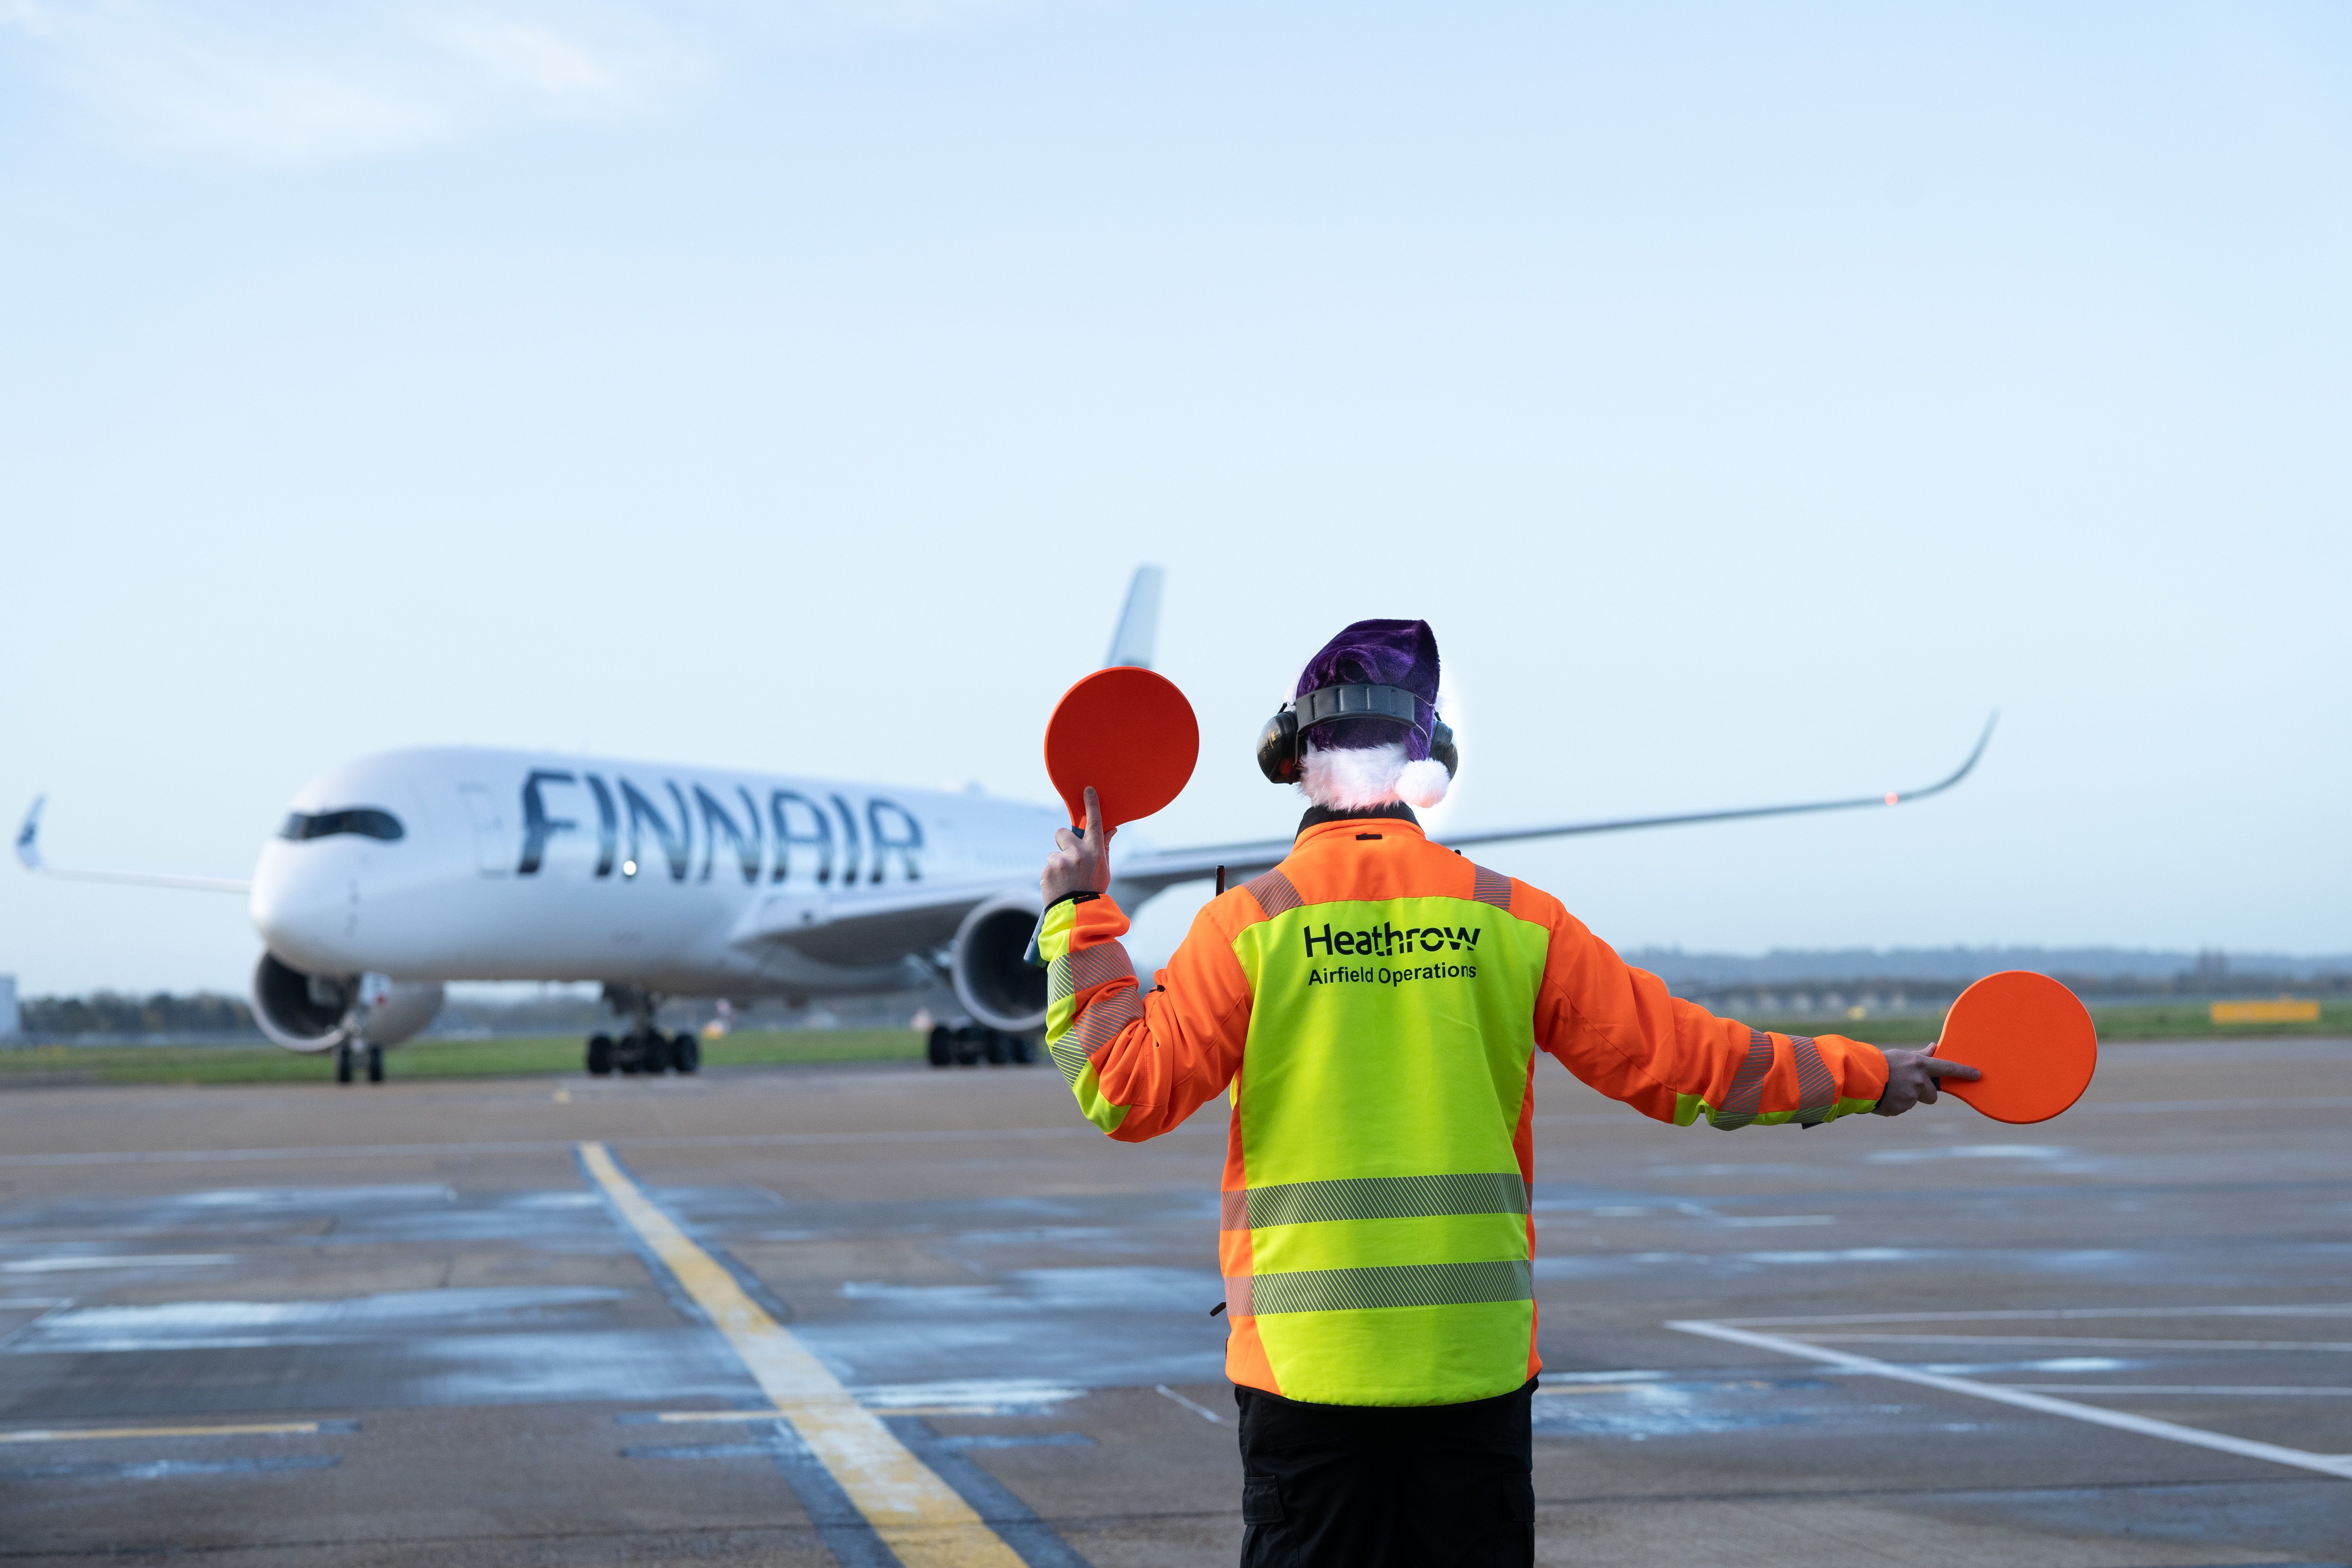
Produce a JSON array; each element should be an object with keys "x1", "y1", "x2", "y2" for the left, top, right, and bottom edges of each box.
[
  {"x1": 1532, "y1": 1377, "x2": 1830, "y2": 1440},
  {"x1": 0, "y1": 1455, "x2": 341, "y2": 1481}
]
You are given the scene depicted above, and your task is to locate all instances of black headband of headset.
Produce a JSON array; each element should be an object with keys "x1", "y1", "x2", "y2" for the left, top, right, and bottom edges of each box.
[{"x1": 1293, "y1": 682, "x2": 1426, "y2": 738}]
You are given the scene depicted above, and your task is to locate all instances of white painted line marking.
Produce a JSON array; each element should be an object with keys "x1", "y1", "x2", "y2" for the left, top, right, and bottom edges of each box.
[
  {"x1": 0, "y1": 1421, "x2": 329, "y2": 1443},
  {"x1": 579, "y1": 1142, "x2": 1025, "y2": 1568},
  {"x1": 2006, "y1": 1386, "x2": 2352, "y2": 1397},
  {"x1": 1533, "y1": 1383, "x2": 1659, "y2": 1396},
  {"x1": 1669, "y1": 1319, "x2": 2352, "y2": 1481},
  {"x1": 1788, "y1": 1333, "x2": 2352, "y2": 1353},
  {"x1": 1720, "y1": 1303, "x2": 2352, "y2": 1327},
  {"x1": 648, "y1": 1405, "x2": 1009, "y2": 1422},
  {"x1": 1865, "y1": 1144, "x2": 2071, "y2": 1164},
  {"x1": 1155, "y1": 1384, "x2": 1223, "y2": 1424},
  {"x1": 1, "y1": 1256, "x2": 233, "y2": 1273},
  {"x1": 2078, "y1": 1094, "x2": 2352, "y2": 1114}
]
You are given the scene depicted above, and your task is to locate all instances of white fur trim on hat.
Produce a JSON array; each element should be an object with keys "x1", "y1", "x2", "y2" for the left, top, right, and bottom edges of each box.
[
  {"x1": 1297, "y1": 740, "x2": 1408, "y2": 809},
  {"x1": 1396, "y1": 757, "x2": 1451, "y2": 809}
]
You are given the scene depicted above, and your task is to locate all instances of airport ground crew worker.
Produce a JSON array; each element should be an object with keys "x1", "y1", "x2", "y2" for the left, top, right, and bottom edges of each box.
[{"x1": 1034, "y1": 618, "x2": 1976, "y2": 1568}]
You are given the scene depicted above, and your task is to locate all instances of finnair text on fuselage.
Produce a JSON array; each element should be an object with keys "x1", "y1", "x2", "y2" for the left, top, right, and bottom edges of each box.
[{"x1": 512, "y1": 767, "x2": 928, "y2": 886}]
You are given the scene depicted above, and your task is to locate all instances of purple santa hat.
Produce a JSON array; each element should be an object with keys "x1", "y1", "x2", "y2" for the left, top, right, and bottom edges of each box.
[{"x1": 1293, "y1": 619, "x2": 1451, "y2": 807}]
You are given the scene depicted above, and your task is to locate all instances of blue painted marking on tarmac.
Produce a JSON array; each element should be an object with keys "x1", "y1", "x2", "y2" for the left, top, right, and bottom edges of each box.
[
  {"x1": 571, "y1": 1148, "x2": 715, "y2": 1330},
  {"x1": 744, "y1": 1419, "x2": 900, "y2": 1568},
  {"x1": 884, "y1": 1416, "x2": 1095, "y2": 1568},
  {"x1": 939, "y1": 1434, "x2": 1095, "y2": 1451},
  {"x1": 584, "y1": 1152, "x2": 803, "y2": 1325},
  {"x1": 611, "y1": 1421, "x2": 894, "y2": 1565},
  {"x1": 607, "y1": 1420, "x2": 898, "y2": 1561},
  {"x1": 0, "y1": 1456, "x2": 340, "y2": 1480}
]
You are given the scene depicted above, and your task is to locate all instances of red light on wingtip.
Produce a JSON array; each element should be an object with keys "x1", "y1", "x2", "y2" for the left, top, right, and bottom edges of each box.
[{"x1": 1884, "y1": 792, "x2": 1900, "y2": 805}]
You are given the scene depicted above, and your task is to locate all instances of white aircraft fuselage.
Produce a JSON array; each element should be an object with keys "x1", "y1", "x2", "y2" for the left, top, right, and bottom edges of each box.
[{"x1": 255, "y1": 746, "x2": 1067, "y2": 998}]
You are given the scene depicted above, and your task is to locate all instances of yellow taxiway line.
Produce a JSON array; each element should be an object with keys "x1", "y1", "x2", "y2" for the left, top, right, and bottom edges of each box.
[{"x1": 578, "y1": 1141, "x2": 1027, "y2": 1568}]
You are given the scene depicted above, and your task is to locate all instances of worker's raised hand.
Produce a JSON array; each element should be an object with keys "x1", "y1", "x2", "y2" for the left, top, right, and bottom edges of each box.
[
  {"x1": 1041, "y1": 785, "x2": 1115, "y2": 904},
  {"x1": 1872, "y1": 1041, "x2": 1981, "y2": 1116}
]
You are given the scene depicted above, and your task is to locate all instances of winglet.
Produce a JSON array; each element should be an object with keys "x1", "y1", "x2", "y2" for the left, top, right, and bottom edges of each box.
[
  {"x1": 11, "y1": 795, "x2": 250, "y2": 893},
  {"x1": 15, "y1": 796, "x2": 43, "y2": 871},
  {"x1": 1887, "y1": 711, "x2": 1998, "y2": 805},
  {"x1": 1104, "y1": 565, "x2": 1165, "y2": 669}
]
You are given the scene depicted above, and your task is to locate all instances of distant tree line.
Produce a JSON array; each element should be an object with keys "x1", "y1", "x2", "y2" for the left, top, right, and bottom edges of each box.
[{"x1": 20, "y1": 992, "x2": 259, "y2": 1038}]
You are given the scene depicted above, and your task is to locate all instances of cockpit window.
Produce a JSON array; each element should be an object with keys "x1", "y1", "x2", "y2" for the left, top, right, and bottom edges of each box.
[{"x1": 279, "y1": 808, "x2": 405, "y2": 842}]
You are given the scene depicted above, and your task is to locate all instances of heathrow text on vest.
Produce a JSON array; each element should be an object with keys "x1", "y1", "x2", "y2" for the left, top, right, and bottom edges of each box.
[{"x1": 1300, "y1": 922, "x2": 1482, "y2": 958}]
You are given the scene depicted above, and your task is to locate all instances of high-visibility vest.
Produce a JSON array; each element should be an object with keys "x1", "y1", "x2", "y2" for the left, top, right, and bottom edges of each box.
[{"x1": 1038, "y1": 813, "x2": 1887, "y2": 1408}]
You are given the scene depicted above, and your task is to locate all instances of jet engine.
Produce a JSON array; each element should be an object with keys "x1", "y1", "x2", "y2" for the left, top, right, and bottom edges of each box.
[
  {"x1": 252, "y1": 953, "x2": 443, "y2": 1053},
  {"x1": 949, "y1": 892, "x2": 1050, "y2": 1034}
]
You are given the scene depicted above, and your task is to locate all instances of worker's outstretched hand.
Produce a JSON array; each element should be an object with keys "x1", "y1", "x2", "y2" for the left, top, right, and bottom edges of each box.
[
  {"x1": 1872, "y1": 1041, "x2": 1981, "y2": 1115},
  {"x1": 1041, "y1": 786, "x2": 1115, "y2": 904}
]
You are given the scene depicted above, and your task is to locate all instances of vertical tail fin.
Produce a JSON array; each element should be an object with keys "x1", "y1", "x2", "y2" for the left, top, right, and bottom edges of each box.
[
  {"x1": 16, "y1": 796, "x2": 44, "y2": 871},
  {"x1": 1104, "y1": 565, "x2": 1165, "y2": 668}
]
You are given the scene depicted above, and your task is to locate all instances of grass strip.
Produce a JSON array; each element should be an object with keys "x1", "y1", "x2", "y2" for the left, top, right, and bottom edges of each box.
[
  {"x1": 1749, "y1": 998, "x2": 2352, "y2": 1046},
  {"x1": 0, "y1": 1029, "x2": 922, "y2": 1086}
]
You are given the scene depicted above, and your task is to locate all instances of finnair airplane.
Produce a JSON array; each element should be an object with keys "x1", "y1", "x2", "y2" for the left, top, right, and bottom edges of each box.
[{"x1": 17, "y1": 569, "x2": 1993, "y2": 1083}]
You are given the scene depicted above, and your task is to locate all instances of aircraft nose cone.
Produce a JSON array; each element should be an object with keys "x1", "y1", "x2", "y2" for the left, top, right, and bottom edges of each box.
[{"x1": 250, "y1": 847, "x2": 355, "y2": 971}]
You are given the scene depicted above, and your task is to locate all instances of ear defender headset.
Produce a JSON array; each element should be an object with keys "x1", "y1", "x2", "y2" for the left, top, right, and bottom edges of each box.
[{"x1": 1256, "y1": 683, "x2": 1458, "y2": 785}]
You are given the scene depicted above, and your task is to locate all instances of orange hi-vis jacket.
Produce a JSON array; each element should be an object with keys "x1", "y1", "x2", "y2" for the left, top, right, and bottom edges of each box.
[{"x1": 1037, "y1": 811, "x2": 1891, "y2": 1409}]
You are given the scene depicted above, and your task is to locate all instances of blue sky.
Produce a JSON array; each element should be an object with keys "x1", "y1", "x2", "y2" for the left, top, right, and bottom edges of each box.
[{"x1": 2, "y1": 2, "x2": 2347, "y2": 993}]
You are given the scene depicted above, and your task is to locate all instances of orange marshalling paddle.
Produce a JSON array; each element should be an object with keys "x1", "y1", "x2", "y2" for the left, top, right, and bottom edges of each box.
[
  {"x1": 1932, "y1": 970, "x2": 2099, "y2": 1124},
  {"x1": 1042, "y1": 666, "x2": 1200, "y2": 831},
  {"x1": 1022, "y1": 668, "x2": 1200, "y2": 968}
]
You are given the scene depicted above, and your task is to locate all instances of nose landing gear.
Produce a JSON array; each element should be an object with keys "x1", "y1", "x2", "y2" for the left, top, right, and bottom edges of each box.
[
  {"x1": 927, "y1": 1022, "x2": 1039, "y2": 1068},
  {"x1": 333, "y1": 1042, "x2": 387, "y2": 1084}
]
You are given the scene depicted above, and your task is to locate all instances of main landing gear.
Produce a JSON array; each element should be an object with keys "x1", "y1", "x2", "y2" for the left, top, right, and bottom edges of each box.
[
  {"x1": 585, "y1": 1029, "x2": 700, "y2": 1077},
  {"x1": 585, "y1": 984, "x2": 701, "y2": 1078},
  {"x1": 334, "y1": 1042, "x2": 385, "y2": 1084},
  {"x1": 927, "y1": 1022, "x2": 1038, "y2": 1069}
]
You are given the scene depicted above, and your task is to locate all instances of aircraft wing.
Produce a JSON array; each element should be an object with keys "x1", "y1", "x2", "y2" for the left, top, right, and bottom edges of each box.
[
  {"x1": 726, "y1": 876, "x2": 1016, "y2": 966},
  {"x1": 14, "y1": 796, "x2": 254, "y2": 894},
  {"x1": 1110, "y1": 714, "x2": 1998, "y2": 903}
]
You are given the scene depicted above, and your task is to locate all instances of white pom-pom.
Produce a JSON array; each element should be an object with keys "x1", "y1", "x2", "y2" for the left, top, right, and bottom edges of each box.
[{"x1": 1397, "y1": 758, "x2": 1451, "y2": 808}]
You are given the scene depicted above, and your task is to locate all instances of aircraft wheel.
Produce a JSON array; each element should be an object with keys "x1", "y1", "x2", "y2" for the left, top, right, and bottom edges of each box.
[
  {"x1": 366, "y1": 1044, "x2": 385, "y2": 1083},
  {"x1": 617, "y1": 1033, "x2": 644, "y2": 1075},
  {"x1": 643, "y1": 1032, "x2": 669, "y2": 1075},
  {"x1": 955, "y1": 1024, "x2": 985, "y2": 1067},
  {"x1": 672, "y1": 1032, "x2": 701, "y2": 1074},
  {"x1": 1011, "y1": 1034, "x2": 1038, "y2": 1066},
  {"x1": 983, "y1": 1029, "x2": 1009, "y2": 1066},
  {"x1": 927, "y1": 1024, "x2": 955, "y2": 1069},
  {"x1": 586, "y1": 1034, "x2": 613, "y2": 1075},
  {"x1": 335, "y1": 1042, "x2": 354, "y2": 1084}
]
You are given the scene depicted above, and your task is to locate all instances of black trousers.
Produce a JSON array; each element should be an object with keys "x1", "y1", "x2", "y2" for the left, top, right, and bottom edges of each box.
[{"x1": 1235, "y1": 1378, "x2": 1535, "y2": 1568}]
